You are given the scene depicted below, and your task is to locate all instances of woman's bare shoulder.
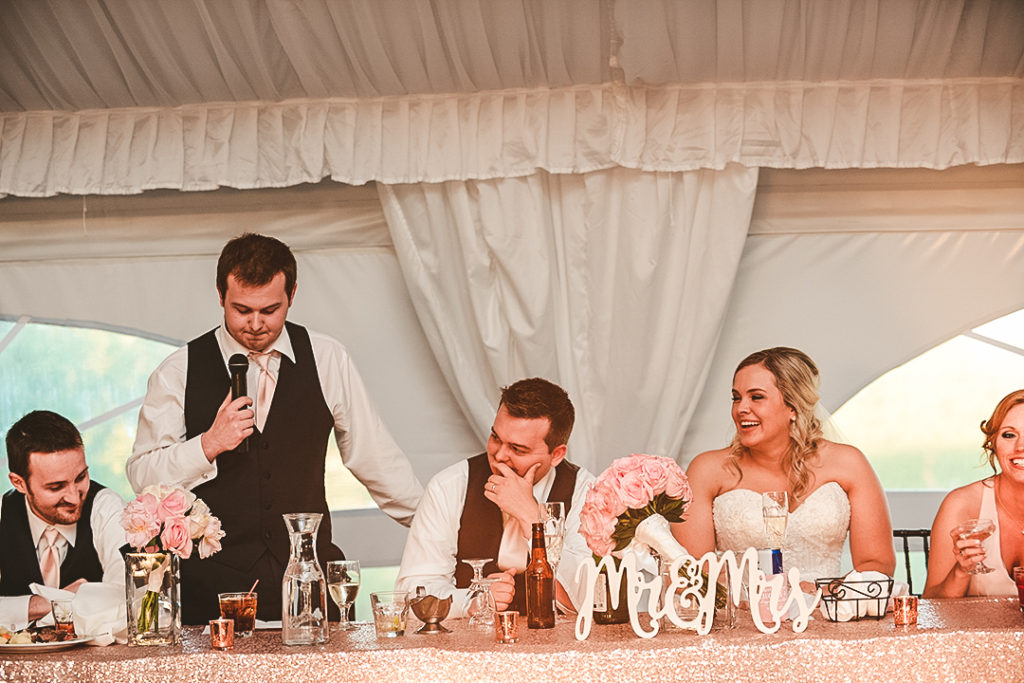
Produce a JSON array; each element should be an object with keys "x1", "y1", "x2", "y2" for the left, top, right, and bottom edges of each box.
[
  {"x1": 685, "y1": 448, "x2": 734, "y2": 492},
  {"x1": 686, "y1": 447, "x2": 732, "y2": 473},
  {"x1": 936, "y1": 478, "x2": 988, "y2": 516}
]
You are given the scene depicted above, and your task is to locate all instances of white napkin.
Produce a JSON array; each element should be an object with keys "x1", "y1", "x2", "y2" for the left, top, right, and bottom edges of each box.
[
  {"x1": 821, "y1": 571, "x2": 905, "y2": 622},
  {"x1": 27, "y1": 584, "x2": 72, "y2": 627},
  {"x1": 30, "y1": 582, "x2": 126, "y2": 645}
]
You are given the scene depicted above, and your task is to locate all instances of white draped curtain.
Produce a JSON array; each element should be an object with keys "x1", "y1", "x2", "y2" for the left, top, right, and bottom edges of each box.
[{"x1": 380, "y1": 165, "x2": 756, "y2": 471}]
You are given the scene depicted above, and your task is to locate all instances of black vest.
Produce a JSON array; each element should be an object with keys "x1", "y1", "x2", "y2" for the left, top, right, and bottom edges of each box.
[
  {"x1": 454, "y1": 453, "x2": 578, "y2": 614},
  {"x1": 0, "y1": 482, "x2": 106, "y2": 595},
  {"x1": 183, "y1": 322, "x2": 338, "y2": 572}
]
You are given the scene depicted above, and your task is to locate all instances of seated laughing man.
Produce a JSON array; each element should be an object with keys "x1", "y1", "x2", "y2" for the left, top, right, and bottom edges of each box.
[
  {"x1": 396, "y1": 378, "x2": 595, "y2": 616},
  {"x1": 0, "y1": 411, "x2": 126, "y2": 632}
]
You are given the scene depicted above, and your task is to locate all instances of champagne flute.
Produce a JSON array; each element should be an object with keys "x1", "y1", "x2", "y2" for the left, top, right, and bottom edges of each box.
[
  {"x1": 950, "y1": 518, "x2": 997, "y2": 575},
  {"x1": 540, "y1": 502, "x2": 566, "y2": 576},
  {"x1": 462, "y1": 558, "x2": 496, "y2": 629},
  {"x1": 326, "y1": 560, "x2": 361, "y2": 631},
  {"x1": 540, "y1": 502, "x2": 566, "y2": 617},
  {"x1": 762, "y1": 491, "x2": 788, "y2": 549}
]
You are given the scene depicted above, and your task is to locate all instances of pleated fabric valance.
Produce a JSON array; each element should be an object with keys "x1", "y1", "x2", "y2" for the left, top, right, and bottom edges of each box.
[
  {"x1": 1, "y1": 0, "x2": 1022, "y2": 197},
  {"x1": 2, "y1": 76, "x2": 1021, "y2": 196}
]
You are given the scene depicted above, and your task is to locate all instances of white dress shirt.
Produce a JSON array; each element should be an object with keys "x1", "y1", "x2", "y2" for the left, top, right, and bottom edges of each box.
[
  {"x1": 0, "y1": 488, "x2": 126, "y2": 631},
  {"x1": 396, "y1": 459, "x2": 595, "y2": 618},
  {"x1": 126, "y1": 324, "x2": 423, "y2": 525}
]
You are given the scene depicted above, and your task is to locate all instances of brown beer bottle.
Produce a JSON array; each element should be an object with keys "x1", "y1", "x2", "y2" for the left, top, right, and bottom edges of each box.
[{"x1": 526, "y1": 522, "x2": 555, "y2": 628}]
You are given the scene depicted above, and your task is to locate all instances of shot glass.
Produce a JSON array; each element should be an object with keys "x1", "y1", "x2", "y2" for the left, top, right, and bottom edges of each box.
[
  {"x1": 209, "y1": 618, "x2": 234, "y2": 649},
  {"x1": 370, "y1": 591, "x2": 409, "y2": 638},
  {"x1": 218, "y1": 592, "x2": 257, "y2": 638},
  {"x1": 892, "y1": 595, "x2": 918, "y2": 626},
  {"x1": 495, "y1": 610, "x2": 519, "y2": 643},
  {"x1": 50, "y1": 599, "x2": 76, "y2": 638}
]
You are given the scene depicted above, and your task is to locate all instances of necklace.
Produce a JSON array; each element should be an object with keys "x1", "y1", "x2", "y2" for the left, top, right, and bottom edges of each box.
[{"x1": 993, "y1": 477, "x2": 1024, "y2": 535}]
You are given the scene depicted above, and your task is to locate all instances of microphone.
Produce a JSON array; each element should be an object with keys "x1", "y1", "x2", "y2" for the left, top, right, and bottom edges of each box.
[{"x1": 228, "y1": 353, "x2": 249, "y2": 453}]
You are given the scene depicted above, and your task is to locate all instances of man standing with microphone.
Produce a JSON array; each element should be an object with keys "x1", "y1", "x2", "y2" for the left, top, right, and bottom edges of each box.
[{"x1": 127, "y1": 233, "x2": 423, "y2": 624}]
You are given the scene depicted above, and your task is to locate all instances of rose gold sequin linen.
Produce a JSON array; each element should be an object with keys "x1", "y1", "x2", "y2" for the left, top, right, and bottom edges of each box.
[{"x1": 2, "y1": 598, "x2": 1022, "y2": 682}]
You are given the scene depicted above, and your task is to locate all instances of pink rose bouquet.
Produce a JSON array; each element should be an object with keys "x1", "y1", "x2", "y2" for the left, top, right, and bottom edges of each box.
[
  {"x1": 579, "y1": 453, "x2": 692, "y2": 557},
  {"x1": 121, "y1": 485, "x2": 225, "y2": 634},
  {"x1": 121, "y1": 484, "x2": 225, "y2": 559}
]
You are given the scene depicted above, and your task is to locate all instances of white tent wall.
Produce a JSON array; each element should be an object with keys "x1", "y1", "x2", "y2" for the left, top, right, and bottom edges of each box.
[{"x1": 1, "y1": 165, "x2": 1023, "y2": 558}]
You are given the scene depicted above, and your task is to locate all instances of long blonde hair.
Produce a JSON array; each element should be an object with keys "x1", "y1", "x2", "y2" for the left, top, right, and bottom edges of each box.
[{"x1": 727, "y1": 347, "x2": 824, "y2": 503}]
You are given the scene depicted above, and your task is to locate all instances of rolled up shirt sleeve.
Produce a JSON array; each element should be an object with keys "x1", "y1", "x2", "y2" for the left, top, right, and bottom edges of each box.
[
  {"x1": 395, "y1": 462, "x2": 470, "y2": 616},
  {"x1": 126, "y1": 346, "x2": 218, "y2": 494},
  {"x1": 312, "y1": 332, "x2": 423, "y2": 527}
]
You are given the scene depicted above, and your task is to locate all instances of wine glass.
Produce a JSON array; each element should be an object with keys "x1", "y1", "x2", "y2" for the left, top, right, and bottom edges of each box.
[
  {"x1": 950, "y1": 518, "x2": 997, "y2": 575},
  {"x1": 326, "y1": 560, "x2": 361, "y2": 631},
  {"x1": 462, "y1": 558, "x2": 496, "y2": 629},
  {"x1": 761, "y1": 491, "x2": 788, "y2": 549}
]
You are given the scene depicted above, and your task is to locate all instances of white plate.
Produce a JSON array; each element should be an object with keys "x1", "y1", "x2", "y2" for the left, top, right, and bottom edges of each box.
[{"x1": 0, "y1": 636, "x2": 93, "y2": 653}]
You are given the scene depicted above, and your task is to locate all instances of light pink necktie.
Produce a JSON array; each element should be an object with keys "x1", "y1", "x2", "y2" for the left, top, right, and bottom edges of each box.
[
  {"x1": 248, "y1": 351, "x2": 277, "y2": 432},
  {"x1": 40, "y1": 527, "x2": 61, "y2": 588}
]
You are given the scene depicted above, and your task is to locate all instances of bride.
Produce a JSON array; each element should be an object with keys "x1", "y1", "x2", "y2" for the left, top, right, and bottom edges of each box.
[{"x1": 672, "y1": 347, "x2": 895, "y2": 584}]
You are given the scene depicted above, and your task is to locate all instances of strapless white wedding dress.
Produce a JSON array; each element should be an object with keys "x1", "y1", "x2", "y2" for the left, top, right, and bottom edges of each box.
[{"x1": 713, "y1": 481, "x2": 851, "y2": 582}]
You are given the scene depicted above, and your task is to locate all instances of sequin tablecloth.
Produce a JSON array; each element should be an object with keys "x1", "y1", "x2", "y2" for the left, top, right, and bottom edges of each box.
[{"x1": 2, "y1": 598, "x2": 1022, "y2": 683}]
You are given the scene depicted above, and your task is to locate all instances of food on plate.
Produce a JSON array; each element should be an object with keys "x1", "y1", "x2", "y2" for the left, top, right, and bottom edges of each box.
[{"x1": 0, "y1": 625, "x2": 77, "y2": 645}]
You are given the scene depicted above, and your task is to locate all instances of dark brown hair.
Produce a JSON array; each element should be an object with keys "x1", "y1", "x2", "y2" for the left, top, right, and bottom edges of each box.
[
  {"x1": 217, "y1": 233, "x2": 297, "y2": 300},
  {"x1": 499, "y1": 378, "x2": 575, "y2": 451},
  {"x1": 5, "y1": 410, "x2": 83, "y2": 478}
]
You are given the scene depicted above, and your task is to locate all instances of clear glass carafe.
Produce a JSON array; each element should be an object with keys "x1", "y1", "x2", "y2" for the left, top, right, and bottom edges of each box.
[{"x1": 281, "y1": 512, "x2": 329, "y2": 645}]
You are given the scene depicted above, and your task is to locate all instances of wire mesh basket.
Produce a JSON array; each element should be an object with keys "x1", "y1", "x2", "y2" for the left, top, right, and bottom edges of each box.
[{"x1": 815, "y1": 577, "x2": 893, "y2": 622}]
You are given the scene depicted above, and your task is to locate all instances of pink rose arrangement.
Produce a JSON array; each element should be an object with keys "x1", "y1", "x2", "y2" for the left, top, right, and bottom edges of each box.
[
  {"x1": 122, "y1": 485, "x2": 224, "y2": 635},
  {"x1": 121, "y1": 484, "x2": 224, "y2": 559},
  {"x1": 579, "y1": 453, "x2": 692, "y2": 557}
]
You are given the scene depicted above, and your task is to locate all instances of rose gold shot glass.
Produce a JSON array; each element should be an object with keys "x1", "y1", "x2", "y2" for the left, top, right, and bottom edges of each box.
[
  {"x1": 892, "y1": 595, "x2": 918, "y2": 627},
  {"x1": 495, "y1": 610, "x2": 519, "y2": 643},
  {"x1": 210, "y1": 618, "x2": 235, "y2": 649}
]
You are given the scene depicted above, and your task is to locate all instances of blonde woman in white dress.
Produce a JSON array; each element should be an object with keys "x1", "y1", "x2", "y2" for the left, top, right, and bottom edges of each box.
[{"x1": 673, "y1": 347, "x2": 895, "y2": 586}]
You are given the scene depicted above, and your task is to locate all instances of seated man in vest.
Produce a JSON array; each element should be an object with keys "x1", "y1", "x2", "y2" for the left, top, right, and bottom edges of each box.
[
  {"x1": 128, "y1": 233, "x2": 423, "y2": 624},
  {"x1": 396, "y1": 378, "x2": 595, "y2": 616},
  {"x1": 0, "y1": 411, "x2": 126, "y2": 631}
]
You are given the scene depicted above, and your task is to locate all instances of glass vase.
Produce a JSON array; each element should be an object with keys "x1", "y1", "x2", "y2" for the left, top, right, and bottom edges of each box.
[
  {"x1": 659, "y1": 553, "x2": 735, "y2": 632},
  {"x1": 125, "y1": 552, "x2": 181, "y2": 646}
]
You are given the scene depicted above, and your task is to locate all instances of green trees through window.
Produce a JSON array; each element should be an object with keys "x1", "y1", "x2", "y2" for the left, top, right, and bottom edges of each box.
[{"x1": 835, "y1": 309, "x2": 1024, "y2": 490}]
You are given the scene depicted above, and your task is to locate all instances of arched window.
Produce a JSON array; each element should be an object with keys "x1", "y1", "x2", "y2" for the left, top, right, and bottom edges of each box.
[{"x1": 834, "y1": 308, "x2": 1024, "y2": 493}]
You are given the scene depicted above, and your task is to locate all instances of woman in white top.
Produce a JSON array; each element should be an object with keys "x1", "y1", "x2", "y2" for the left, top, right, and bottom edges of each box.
[
  {"x1": 924, "y1": 389, "x2": 1024, "y2": 597},
  {"x1": 672, "y1": 347, "x2": 895, "y2": 585}
]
